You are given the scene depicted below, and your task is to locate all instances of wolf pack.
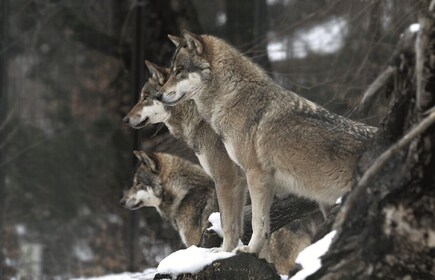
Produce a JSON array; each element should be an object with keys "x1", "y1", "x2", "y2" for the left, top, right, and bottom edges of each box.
[{"x1": 119, "y1": 30, "x2": 377, "y2": 274}]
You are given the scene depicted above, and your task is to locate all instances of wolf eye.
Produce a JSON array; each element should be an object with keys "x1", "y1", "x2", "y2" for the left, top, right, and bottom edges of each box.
[
  {"x1": 140, "y1": 94, "x2": 149, "y2": 103},
  {"x1": 139, "y1": 91, "x2": 149, "y2": 101},
  {"x1": 175, "y1": 66, "x2": 183, "y2": 75}
]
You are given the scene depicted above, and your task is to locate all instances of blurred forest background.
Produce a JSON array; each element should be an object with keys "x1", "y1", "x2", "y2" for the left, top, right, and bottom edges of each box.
[{"x1": 0, "y1": 0, "x2": 422, "y2": 279}]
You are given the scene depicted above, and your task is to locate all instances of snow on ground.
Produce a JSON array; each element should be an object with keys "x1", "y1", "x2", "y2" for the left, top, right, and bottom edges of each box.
[
  {"x1": 71, "y1": 268, "x2": 157, "y2": 280},
  {"x1": 289, "y1": 230, "x2": 337, "y2": 280},
  {"x1": 207, "y1": 212, "x2": 223, "y2": 238},
  {"x1": 157, "y1": 246, "x2": 235, "y2": 276}
]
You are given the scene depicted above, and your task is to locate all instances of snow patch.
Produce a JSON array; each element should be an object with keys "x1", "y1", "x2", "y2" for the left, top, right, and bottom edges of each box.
[
  {"x1": 157, "y1": 246, "x2": 235, "y2": 276},
  {"x1": 73, "y1": 240, "x2": 94, "y2": 262},
  {"x1": 292, "y1": 17, "x2": 348, "y2": 58},
  {"x1": 15, "y1": 224, "x2": 26, "y2": 236},
  {"x1": 71, "y1": 268, "x2": 157, "y2": 280},
  {"x1": 268, "y1": 41, "x2": 288, "y2": 61},
  {"x1": 409, "y1": 23, "x2": 420, "y2": 33},
  {"x1": 267, "y1": 17, "x2": 348, "y2": 61},
  {"x1": 106, "y1": 214, "x2": 123, "y2": 225},
  {"x1": 216, "y1": 12, "x2": 227, "y2": 26},
  {"x1": 207, "y1": 212, "x2": 223, "y2": 238},
  {"x1": 290, "y1": 230, "x2": 336, "y2": 280}
]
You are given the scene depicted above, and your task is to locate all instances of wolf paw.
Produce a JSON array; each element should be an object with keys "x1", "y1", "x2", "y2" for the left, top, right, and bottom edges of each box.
[
  {"x1": 209, "y1": 247, "x2": 223, "y2": 253},
  {"x1": 232, "y1": 245, "x2": 251, "y2": 254}
]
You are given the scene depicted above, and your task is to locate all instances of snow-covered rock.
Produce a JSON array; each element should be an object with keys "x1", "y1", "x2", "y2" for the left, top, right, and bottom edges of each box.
[{"x1": 157, "y1": 246, "x2": 235, "y2": 276}]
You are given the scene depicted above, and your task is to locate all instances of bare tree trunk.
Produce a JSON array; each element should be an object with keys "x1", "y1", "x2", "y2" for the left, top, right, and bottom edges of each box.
[
  {"x1": 225, "y1": 0, "x2": 271, "y2": 70},
  {"x1": 126, "y1": 0, "x2": 204, "y2": 271},
  {"x1": 416, "y1": 2, "x2": 435, "y2": 111},
  {"x1": 0, "y1": 0, "x2": 9, "y2": 275},
  {"x1": 126, "y1": 0, "x2": 147, "y2": 271},
  {"x1": 308, "y1": 2, "x2": 435, "y2": 279}
]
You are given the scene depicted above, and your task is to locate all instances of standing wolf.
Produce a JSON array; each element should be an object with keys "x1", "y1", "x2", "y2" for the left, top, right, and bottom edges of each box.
[
  {"x1": 121, "y1": 151, "x2": 323, "y2": 274},
  {"x1": 155, "y1": 31, "x2": 377, "y2": 255},
  {"x1": 123, "y1": 61, "x2": 246, "y2": 252}
]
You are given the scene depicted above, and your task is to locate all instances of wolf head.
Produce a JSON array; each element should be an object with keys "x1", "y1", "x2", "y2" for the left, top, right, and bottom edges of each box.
[
  {"x1": 155, "y1": 31, "x2": 211, "y2": 105},
  {"x1": 120, "y1": 151, "x2": 163, "y2": 210},
  {"x1": 123, "y1": 61, "x2": 170, "y2": 128}
]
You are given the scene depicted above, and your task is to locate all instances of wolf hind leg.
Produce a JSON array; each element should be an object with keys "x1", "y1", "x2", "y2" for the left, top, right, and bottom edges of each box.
[{"x1": 319, "y1": 202, "x2": 333, "y2": 220}]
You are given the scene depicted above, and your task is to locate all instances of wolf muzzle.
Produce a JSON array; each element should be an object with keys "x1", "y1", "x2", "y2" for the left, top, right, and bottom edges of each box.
[
  {"x1": 153, "y1": 91, "x2": 163, "y2": 101},
  {"x1": 119, "y1": 198, "x2": 126, "y2": 207}
]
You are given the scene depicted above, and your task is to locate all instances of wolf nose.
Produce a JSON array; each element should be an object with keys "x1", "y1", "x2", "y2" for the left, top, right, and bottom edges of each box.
[
  {"x1": 122, "y1": 116, "x2": 130, "y2": 124},
  {"x1": 154, "y1": 91, "x2": 163, "y2": 101},
  {"x1": 119, "y1": 198, "x2": 126, "y2": 206}
]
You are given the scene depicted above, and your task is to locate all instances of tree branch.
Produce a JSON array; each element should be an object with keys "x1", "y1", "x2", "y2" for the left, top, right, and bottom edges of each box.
[
  {"x1": 341, "y1": 109, "x2": 435, "y2": 222},
  {"x1": 54, "y1": 6, "x2": 131, "y2": 62},
  {"x1": 416, "y1": 2, "x2": 435, "y2": 111},
  {"x1": 358, "y1": 66, "x2": 396, "y2": 114}
]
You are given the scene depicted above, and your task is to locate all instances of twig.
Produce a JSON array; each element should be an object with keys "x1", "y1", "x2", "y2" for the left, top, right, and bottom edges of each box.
[
  {"x1": 416, "y1": 1, "x2": 435, "y2": 110},
  {"x1": 0, "y1": 109, "x2": 14, "y2": 133},
  {"x1": 0, "y1": 124, "x2": 18, "y2": 150},
  {"x1": 342, "y1": 109, "x2": 435, "y2": 220},
  {"x1": 358, "y1": 66, "x2": 396, "y2": 114},
  {"x1": 424, "y1": 106, "x2": 435, "y2": 115}
]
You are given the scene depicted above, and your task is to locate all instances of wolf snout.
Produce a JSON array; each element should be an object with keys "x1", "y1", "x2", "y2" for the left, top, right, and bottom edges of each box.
[
  {"x1": 153, "y1": 91, "x2": 163, "y2": 101},
  {"x1": 122, "y1": 115, "x2": 130, "y2": 124},
  {"x1": 119, "y1": 198, "x2": 126, "y2": 207}
]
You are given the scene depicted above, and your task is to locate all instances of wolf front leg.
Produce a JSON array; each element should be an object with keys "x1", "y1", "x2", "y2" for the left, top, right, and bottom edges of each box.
[
  {"x1": 215, "y1": 175, "x2": 246, "y2": 252},
  {"x1": 236, "y1": 169, "x2": 273, "y2": 255}
]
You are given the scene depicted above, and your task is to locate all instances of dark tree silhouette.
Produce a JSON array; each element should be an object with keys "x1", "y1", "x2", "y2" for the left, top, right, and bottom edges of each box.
[
  {"x1": 309, "y1": 2, "x2": 435, "y2": 279},
  {"x1": 0, "y1": 0, "x2": 9, "y2": 276}
]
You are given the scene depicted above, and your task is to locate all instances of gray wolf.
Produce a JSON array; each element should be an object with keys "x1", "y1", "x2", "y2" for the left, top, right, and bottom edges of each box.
[
  {"x1": 120, "y1": 151, "x2": 218, "y2": 246},
  {"x1": 123, "y1": 61, "x2": 246, "y2": 252},
  {"x1": 121, "y1": 151, "x2": 321, "y2": 274},
  {"x1": 264, "y1": 213, "x2": 322, "y2": 274},
  {"x1": 155, "y1": 31, "x2": 377, "y2": 254}
]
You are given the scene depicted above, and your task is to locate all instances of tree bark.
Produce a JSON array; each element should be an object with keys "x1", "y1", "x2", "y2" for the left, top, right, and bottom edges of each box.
[
  {"x1": 416, "y1": 2, "x2": 435, "y2": 111},
  {"x1": 308, "y1": 3, "x2": 435, "y2": 279}
]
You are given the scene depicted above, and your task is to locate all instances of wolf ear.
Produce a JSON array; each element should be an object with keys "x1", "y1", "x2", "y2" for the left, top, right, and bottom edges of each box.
[
  {"x1": 145, "y1": 60, "x2": 166, "y2": 85},
  {"x1": 183, "y1": 30, "x2": 204, "y2": 55},
  {"x1": 168, "y1": 34, "x2": 185, "y2": 47},
  {"x1": 133, "y1": 151, "x2": 159, "y2": 173}
]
